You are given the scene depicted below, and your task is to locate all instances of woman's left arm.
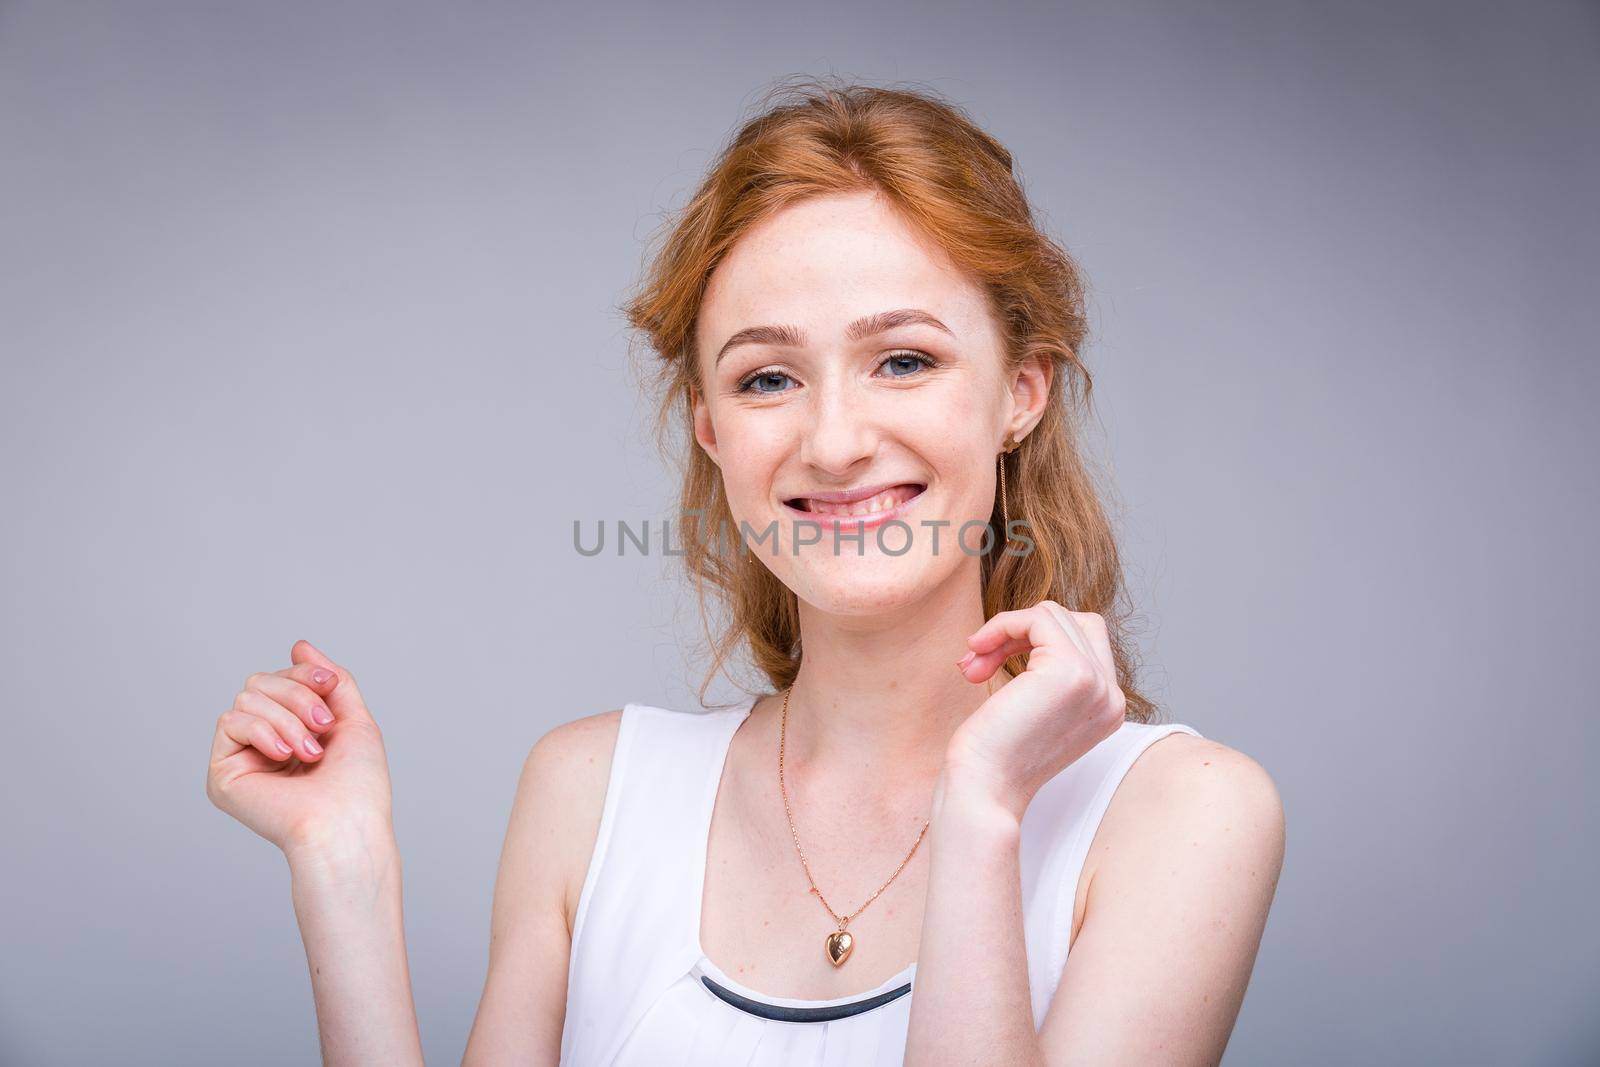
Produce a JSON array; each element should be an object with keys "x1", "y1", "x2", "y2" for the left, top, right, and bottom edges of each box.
[{"x1": 903, "y1": 601, "x2": 1286, "y2": 1066}]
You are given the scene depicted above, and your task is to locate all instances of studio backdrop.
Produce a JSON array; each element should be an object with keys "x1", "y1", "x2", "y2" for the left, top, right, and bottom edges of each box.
[{"x1": 1, "y1": 2, "x2": 1596, "y2": 1064}]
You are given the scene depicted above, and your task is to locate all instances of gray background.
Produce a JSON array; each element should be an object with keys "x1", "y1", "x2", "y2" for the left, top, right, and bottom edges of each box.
[{"x1": 2, "y1": 1, "x2": 1595, "y2": 1064}]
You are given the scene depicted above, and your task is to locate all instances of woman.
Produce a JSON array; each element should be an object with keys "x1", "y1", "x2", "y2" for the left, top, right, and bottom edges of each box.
[{"x1": 205, "y1": 80, "x2": 1284, "y2": 1066}]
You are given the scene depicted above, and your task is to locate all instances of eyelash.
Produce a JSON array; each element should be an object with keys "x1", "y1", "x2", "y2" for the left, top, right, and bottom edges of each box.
[{"x1": 735, "y1": 350, "x2": 940, "y2": 394}]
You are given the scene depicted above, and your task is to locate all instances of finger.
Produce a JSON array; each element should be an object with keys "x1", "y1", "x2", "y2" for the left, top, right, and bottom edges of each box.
[
  {"x1": 289, "y1": 639, "x2": 373, "y2": 724},
  {"x1": 1063, "y1": 610, "x2": 1117, "y2": 684},
  {"x1": 961, "y1": 605, "x2": 1073, "y2": 680},
  {"x1": 1049, "y1": 609, "x2": 1126, "y2": 718},
  {"x1": 218, "y1": 709, "x2": 295, "y2": 762},
  {"x1": 959, "y1": 633, "x2": 1035, "y2": 681},
  {"x1": 274, "y1": 657, "x2": 343, "y2": 703},
  {"x1": 1034, "y1": 602, "x2": 1103, "y2": 685},
  {"x1": 968, "y1": 632, "x2": 1036, "y2": 660},
  {"x1": 237, "y1": 690, "x2": 325, "y2": 761},
  {"x1": 210, "y1": 709, "x2": 247, "y2": 764},
  {"x1": 1036, "y1": 602, "x2": 1096, "y2": 662},
  {"x1": 251, "y1": 670, "x2": 336, "y2": 732},
  {"x1": 965, "y1": 604, "x2": 1071, "y2": 657},
  {"x1": 207, "y1": 717, "x2": 286, "y2": 786}
]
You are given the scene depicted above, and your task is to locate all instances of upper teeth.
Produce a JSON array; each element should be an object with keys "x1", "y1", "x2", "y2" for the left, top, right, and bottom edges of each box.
[{"x1": 804, "y1": 489, "x2": 915, "y2": 517}]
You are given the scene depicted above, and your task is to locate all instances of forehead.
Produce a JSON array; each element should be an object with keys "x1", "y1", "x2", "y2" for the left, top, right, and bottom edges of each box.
[{"x1": 697, "y1": 189, "x2": 993, "y2": 353}]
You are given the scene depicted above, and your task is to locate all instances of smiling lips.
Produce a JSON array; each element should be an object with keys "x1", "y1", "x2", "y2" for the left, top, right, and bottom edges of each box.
[{"x1": 784, "y1": 482, "x2": 926, "y2": 525}]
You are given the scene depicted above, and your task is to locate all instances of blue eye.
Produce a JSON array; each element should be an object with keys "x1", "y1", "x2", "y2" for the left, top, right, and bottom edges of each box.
[
  {"x1": 737, "y1": 369, "x2": 796, "y2": 394},
  {"x1": 880, "y1": 350, "x2": 937, "y2": 377},
  {"x1": 734, "y1": 351, "x2": 939, "y2": 394}
]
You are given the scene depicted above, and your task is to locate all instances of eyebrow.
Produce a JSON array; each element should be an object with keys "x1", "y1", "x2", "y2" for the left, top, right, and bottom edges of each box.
[{"x1": 712, "y1": 308, "x2": 955, "y2": 366}]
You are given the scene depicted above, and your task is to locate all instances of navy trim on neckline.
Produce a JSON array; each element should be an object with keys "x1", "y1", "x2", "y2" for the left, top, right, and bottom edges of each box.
[{"x1": 698, "y1": 974, "x2": 912, "y2": 1023}]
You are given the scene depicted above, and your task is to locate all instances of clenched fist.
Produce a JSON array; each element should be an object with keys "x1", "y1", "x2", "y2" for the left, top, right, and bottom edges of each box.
[{"x1": 205, "y1": 639, "x2": 396, "y2": 857}]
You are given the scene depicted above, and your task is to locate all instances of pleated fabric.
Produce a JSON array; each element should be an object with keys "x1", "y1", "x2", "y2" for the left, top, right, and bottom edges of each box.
[{"x1": 558, "y1": 695, "x2": 1202, "y2": 1066}]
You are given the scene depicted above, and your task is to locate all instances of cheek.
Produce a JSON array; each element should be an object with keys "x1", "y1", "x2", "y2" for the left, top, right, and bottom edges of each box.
[
  {"x1": 900, "y1": 368, "x2": 999, "y2": 431},
  {"x1": 894, "y1": 384, "x2": 998, "y2": 476},
  {"x1": 712, "y1": 413, "x2": 787, "y2": 497},
  {"x1": 935, "y1": 443, "x2": 998, "y2": 516}
]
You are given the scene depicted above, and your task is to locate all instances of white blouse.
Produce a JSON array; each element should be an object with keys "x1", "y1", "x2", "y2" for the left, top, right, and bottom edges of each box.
[{"x1": 559, "y1": 695, "x2": 1201, "y2": 1066}]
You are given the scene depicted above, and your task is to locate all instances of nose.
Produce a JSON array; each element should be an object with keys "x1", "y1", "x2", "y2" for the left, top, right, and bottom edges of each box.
[{"x1": 798, "y1": 375, "x2": 878, "y2": 478}]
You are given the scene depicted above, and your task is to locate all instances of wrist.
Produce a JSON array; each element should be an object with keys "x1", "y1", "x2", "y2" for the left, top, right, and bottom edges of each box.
[
  {"x1": 285, "y1": 817, "x2": 401, "y2": 885},
  {"x1": 932, "y1": 762, "x2": 1027, "y2": 836}
]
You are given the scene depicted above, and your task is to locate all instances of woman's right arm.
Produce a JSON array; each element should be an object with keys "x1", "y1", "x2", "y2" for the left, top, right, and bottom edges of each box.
[
  {"x1": 206, "y1": 640, "x2": 425, "y2": 1066},
  {"x1": 286, "y1": 818, "x2": 423, "y2": 1066},
  {"x1": 207, "y1": 639, "x2": 620, "y2": 1066}
]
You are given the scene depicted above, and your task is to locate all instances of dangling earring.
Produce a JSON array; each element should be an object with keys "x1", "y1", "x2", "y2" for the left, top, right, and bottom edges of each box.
[{"x1": 999, "y1": 433, "x2": 1021, "y2": 547}]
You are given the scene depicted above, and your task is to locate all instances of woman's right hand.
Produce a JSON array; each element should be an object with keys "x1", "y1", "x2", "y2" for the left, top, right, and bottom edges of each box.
[{"x1": 206, "y1": 639, "x2": 396, "y2": 860}]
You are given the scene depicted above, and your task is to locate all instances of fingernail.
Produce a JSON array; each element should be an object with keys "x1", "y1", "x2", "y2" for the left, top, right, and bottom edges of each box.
[
  {"x1": 957, "y1": 650, "x2": 976, "y2": 670},
  {"x1": 275, "y1": 739, "x2": 292, "y2": 755},
  {"x1": 311, "y1": 705, "x2": 333, "y2": 726},
  {"x1": 311, "y1": 669, "x2": 333, "y2": 684},
  {"x1": 303, "y1": 736, "x2": 322, "y2": 755}
]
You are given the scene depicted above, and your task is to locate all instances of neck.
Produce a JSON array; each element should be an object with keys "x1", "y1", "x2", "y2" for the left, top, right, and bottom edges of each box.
[{"x1": 779, "y1": 561, "x2": 1005, "y2": 792}]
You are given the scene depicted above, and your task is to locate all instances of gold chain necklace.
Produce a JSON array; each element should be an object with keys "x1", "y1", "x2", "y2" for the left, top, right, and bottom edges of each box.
[{"x1": 777, "y1": 685, "x2": 930, "y2": 968}]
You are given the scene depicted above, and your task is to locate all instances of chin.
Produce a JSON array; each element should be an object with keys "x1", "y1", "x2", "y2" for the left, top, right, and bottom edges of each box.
[{"x1": 783, "y1": 548, "x2": 953, "y2": 618}]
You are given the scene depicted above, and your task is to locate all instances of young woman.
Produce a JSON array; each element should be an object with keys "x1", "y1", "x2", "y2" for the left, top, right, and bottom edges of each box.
[{"x1": 205, "y1": 80, "x2": 1285, "y2": 1066}]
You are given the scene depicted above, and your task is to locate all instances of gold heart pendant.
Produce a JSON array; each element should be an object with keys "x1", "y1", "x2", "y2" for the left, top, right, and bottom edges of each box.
[{"x1": 825, "y1": 929, "x2": 854, "y2": 967}]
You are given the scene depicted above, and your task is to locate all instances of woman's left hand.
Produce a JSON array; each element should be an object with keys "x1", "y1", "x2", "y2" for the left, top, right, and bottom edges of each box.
[{"x1": 943, "y1": 600, "x2": 1128, "y2": 821}]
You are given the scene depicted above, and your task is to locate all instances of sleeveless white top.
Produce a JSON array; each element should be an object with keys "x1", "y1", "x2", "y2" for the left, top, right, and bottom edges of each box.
[{"x1": 558, "y1": 694, "x2": 1201, "y2": 1066}]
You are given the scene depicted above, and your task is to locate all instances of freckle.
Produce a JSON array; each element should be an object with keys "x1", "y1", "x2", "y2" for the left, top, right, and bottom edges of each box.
[{"x1": 1202, "y1": 761, "x2": 1210, "y2": 766}]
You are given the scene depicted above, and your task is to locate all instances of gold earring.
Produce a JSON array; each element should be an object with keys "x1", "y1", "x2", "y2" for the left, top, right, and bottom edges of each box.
[{"x1": 998, "y1": 435, "x2": 1020, "y2": 545}]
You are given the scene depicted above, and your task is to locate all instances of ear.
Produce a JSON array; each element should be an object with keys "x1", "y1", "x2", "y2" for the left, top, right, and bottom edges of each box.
[
  {"x1": 691, "y1": 386, "x2": 721, "y2": 467},
  {"x1": 1005, "y1": 353, "x2": 1053, "y2": 442}
]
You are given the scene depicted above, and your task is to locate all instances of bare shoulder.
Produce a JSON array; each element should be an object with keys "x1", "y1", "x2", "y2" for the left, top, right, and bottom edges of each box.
[
  {"x1": 1044, "y1": 733, "x2": 1287, "y2": 1059},
  {"x1": 515, "y1": 709, "x2": 626, "y2": 934},
  {"x1": 1087, "y1": 729, "x2": 1286, "y2": 905},
  {"x1": 525, "y1": 708, "x2": 625, "y2": 790},
  {"x1": 1122, "y1": 730, "x2": 1281, "y2": 821}
]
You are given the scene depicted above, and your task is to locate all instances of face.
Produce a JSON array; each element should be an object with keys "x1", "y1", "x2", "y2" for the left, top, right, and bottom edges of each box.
[{"x1": 692, "y1": 188, "x2": 1049, "y2": 616}]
